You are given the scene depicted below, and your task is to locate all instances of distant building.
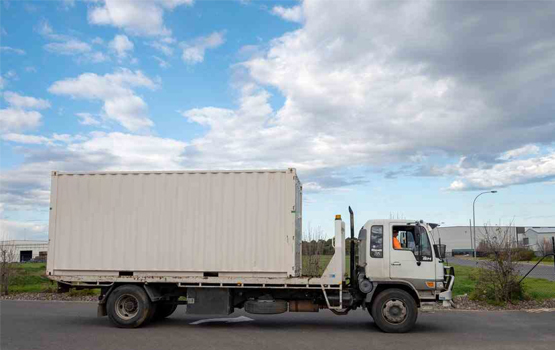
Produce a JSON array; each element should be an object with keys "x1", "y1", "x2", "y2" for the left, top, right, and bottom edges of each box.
[
  {"x1": 0, "y1": 240, "x2": 48, "y2": 263},
  {"x1": 431, "y1": 226, "x2": 521, "y2": 256},
  {"x1": 519, "y1": 228, "x2": 555, "y2": 254}
]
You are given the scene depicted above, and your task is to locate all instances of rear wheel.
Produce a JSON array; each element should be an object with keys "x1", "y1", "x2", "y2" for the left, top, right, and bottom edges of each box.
[
  {"x1": 107, "y1": 285, "x2": 155, "y2": 328},
  {"x1": 370, "y1": 288, "x2": 418, "y2": 333}
]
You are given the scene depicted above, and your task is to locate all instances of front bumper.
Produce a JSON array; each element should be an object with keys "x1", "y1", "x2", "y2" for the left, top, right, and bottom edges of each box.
[{"x1": 438, "y1": 266, "x2": 455, "y2": 306}]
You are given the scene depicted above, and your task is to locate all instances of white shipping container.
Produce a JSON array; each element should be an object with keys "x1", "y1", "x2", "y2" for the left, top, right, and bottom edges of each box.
[{"x1": 47, "y1": 169, "x2": 302, "y2": 278}]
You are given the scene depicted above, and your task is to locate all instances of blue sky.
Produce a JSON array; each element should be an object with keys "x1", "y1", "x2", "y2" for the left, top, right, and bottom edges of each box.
[{"x1": 1, "y1": 0, "x2": 554, "y2": 241}]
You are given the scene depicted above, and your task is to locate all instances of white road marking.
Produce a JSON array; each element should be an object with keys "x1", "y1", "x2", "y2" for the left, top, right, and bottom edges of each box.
[{"x1": 190, "y1": 316, "x2": 254, "y2": 325}]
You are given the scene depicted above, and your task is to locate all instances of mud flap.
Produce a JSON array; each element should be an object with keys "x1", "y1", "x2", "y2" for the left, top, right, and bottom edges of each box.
[{"x1": 97, "y1": 303, "x2": 107, "y2": 317}]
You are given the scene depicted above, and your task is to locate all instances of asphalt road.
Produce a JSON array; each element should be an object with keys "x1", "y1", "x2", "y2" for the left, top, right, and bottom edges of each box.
[
  {"x1": 448, "y1": 257, "x2": 555, "y2": 281},
  {"x1": 2, "y1": 301, "x2": 554, "y2": 350}
]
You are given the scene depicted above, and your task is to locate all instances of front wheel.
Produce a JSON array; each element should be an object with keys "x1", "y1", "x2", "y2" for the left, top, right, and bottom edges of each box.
[
  {"x1": 370, "y1": 288, "x2": 418, "y2": 333},
  {"x1": 107, "y1": 285, "x2": 156, "y2": 328}
]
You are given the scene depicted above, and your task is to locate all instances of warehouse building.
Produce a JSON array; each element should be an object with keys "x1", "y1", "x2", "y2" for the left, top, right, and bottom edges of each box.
[
  {"x1": 519, "y1": 228, "x2": 555, "y2": 255},
  {"x1": 0, "y1": 240, "x2": 48, "y2": 263},
  {"x1": 430, "y1": 226, "x2": 522, "y2": 256}
]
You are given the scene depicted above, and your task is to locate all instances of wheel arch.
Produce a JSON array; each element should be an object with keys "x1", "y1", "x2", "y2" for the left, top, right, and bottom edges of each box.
[{"x1": 366, "y1": 282, "x2": 421, "y2": 308}]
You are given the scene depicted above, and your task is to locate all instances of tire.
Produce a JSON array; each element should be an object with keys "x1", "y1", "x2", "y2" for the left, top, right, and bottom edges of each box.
[
  {"x1": 107, "y1": 285, "x2": 155, "y2": 328},
  {"x1": 153, "y1": 301, "x2": 178, "y2": 320},
  {"x1": 370, "y1": 288, "x2": 418, "y2": 333}
]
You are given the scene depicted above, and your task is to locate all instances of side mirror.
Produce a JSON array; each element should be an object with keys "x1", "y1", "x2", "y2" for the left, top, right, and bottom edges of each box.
[{"x1": 434, "y1": 244, "x2": 446, "y2": 260}]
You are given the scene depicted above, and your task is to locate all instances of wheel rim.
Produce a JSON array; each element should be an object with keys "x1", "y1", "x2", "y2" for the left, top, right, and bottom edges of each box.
[
  {"x1": 382, "y1": 299, "x2": 408, "y2": 324},
  {"x1": 115, "y1": 294, "x2": 140, "y2": 320}
]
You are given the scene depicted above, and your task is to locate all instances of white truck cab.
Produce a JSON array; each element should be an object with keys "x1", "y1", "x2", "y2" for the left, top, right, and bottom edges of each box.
[{"x1": 357, "y1": 219, "x2": 454, "y2": 310}]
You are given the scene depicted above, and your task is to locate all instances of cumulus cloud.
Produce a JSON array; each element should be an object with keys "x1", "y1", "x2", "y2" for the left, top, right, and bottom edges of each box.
[
  {"x1": 0, "y1": 46, "x2": 26, "y2": 55},
  {"x1": 76, "y1": 112, "x2": 101, "y2": 126},
  {"x1": 38, "y1": 20, "x2": 105, "y2": 62},
  {"x1": 146, "y1": 39, "x2": 175, "y2": 56},
  {"x1": 88, "y1": 0, "x2": 193, "y2": 37},
  {"x1": 0, "y1": 132, "x2": 187, "y2": 213},
  {"x1": 498, "y1": 144, "x2": 540, "y2": 161},
  {"x1": 109, "y1": 34, "x2": 134, "y2": 59},
  {"x1": 1, "y1": 133, "x2": 52, "y2": 145},
  {"x1": 44, "y1": 40, "x2": 92, "y2": 55},
  {"x1": 49, "y1": 69, "x2": 158, "y2": 132},
  {"x1": 175, "y1": 1, "x2": 555, "y2": 190},
  {"x1": 271, "y1": 5, "x2": 303, "y2": 23},
  {"x1": 447, "y1": 152, "x2": 555, "y2": 191},
  {"x1": 3, "y1": 91, "x2": 51, "y2": 110},
  {"x1": 182, "y1": 31, "x2": 225, "y2": 64},
  {"x1": 0, "y1": 92, "x2": 50, "y2": 132},
  {"x1": 0, "y1": 109, "x2": 42, "y2": 132}
]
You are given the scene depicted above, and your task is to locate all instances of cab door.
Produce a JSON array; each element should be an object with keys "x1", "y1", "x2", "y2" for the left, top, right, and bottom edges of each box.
[{"x1": 389, "y1": 224, "x2": 436, "y2": 283}]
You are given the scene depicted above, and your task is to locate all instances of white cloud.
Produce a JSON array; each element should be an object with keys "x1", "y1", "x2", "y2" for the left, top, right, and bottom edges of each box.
[
  {"x1": 3, "y1": 91, "x2": 51, "y2": 110},
  {"x1": 92, "y1": 37, "x2": 104, "y2": 45},
  {"x1": 0, "y1": 109, "x2": 42, "y2": 132},
  {"x1": 146, "y1": 40, "x2": 174, "y2": 56},
  {"x1": 173, "y1": 1, "x2": 555, "y2": 190},
  {"x1": 271, "y1": 5, "x2": 303, "y2": 23},
  {"x1": 109, "y1": 34, "x2": 134, "y2": 58},
  {"x1": 182, "y1": 31, "x2": 225, "y2": 64},
  {"x1": 0, "y1": 131, "x2": 187, "y2": 213},
  {"x1": 0, "y1": 220, "x2": 48, "y2": 241},
  {"x1": 1, "y1": 133, "x2": 51, "y2": 145},
  {"x1": 1, "y1": 132, "x2": 86, "y2": 146},
  {"x1": 4, "y1": 70, "x2": 18, "y2": 80},
  {"x1": 25, "y1": 66, "x2": 37, "y2": 73},
  {"x1": 86, "y1": 51, "x2": 109, "y2": 63},
  {"x1": 0, "y1": 92, "x2": 49, "y2": 132},
  {"x1": 76, "y1": 112, "x2": 101, "y2": 126},
  {"x1": 49, "y1": 69, "x2": 158, "y2": 132},
  {"x1": 44, "y1": 39, "x2": 92, "y2": 55},
  {"x1": 0, "y1": 46, "x2": 26, "y2": 55},
  {"x1": 38, "y1": 20, "x2": 106, "y2": 63},
  {"x1": 498, "y1": 144, "x2": 540, "y2": 161},
  {"x1": 0, "y1": 77, "x2": 5, "y2": 89},
  {"x1": 153, "y1": 56, "x2": 171, "y2": 68},
  {"x1": 448, "y1": 152, "x2": 555, "y2": 191},
  {"x1": 68, "y1": 132, "x2": 187, "y2": 170},
  {"x1": 88, "y1": 0, "x2": 193, "y2": 37}
]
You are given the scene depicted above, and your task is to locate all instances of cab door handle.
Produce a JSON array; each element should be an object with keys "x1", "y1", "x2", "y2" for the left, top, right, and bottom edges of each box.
[{"x1": 391, "y1": 262, "x2": 401, "y2": 266}]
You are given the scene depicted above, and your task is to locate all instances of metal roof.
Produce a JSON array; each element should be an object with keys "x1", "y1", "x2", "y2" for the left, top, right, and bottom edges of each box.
[{"x1": 526, "y1": 227, "x2": 555, "y2": 234}]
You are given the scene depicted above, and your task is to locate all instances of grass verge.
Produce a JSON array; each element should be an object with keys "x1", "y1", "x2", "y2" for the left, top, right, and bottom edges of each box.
[{"x1": 450, "y1": 263, "x2": 555, "y2": 300}]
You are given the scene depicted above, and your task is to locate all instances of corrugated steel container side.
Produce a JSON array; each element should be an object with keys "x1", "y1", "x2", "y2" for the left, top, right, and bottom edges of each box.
[{"x1": 47, "y1": 169, "x2": 302, "y2": 277}]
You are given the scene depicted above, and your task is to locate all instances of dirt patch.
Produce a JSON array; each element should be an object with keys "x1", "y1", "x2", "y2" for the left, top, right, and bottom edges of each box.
[
  {"x1": 453, "y1": 294, "x2": 555, "y2": 311},
  {"x1": 0, "y1": 292, "x2": 98, "y2": 302}
]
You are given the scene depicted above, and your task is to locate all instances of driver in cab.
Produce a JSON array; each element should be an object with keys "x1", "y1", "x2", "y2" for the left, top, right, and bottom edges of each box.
[{"x1": 392, "y1": 229, "x2": 402, "y2": 250}]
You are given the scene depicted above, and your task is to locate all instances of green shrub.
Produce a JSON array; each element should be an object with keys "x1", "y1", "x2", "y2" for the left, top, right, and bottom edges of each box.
[{"x1": 515, "y1": 248, "x2": 535, "y2": 261}]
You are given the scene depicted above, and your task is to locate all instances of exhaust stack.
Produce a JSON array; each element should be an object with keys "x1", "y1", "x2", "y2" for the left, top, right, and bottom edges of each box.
[{"x1": 348, "y1": 206, "x2": 355, "y2": 288}]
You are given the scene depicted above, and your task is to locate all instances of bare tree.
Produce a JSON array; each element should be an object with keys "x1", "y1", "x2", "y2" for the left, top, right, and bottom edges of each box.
[
  {"x1": 473, "y1": 226, "x2": 524, "y2": 304},
  {"x1": 303, "y1": 224, "x2": 325, "y2": 277},
  {"x1": 0, "y1": 240, "x2": 17, "y2": 295}
]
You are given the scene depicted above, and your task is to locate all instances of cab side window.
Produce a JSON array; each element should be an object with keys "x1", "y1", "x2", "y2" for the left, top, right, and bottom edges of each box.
[
  {"x1": 370, "y1": 225, "x2": 383, "y2": 258},
  {"x1": 392, "y1": 225, "x2": 433, "y2": 262}
]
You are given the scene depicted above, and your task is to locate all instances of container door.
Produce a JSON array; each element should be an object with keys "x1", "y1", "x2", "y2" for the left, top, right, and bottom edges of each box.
[{"x1": 389, "y1": 224, "x2": 435, "y2": 284}]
